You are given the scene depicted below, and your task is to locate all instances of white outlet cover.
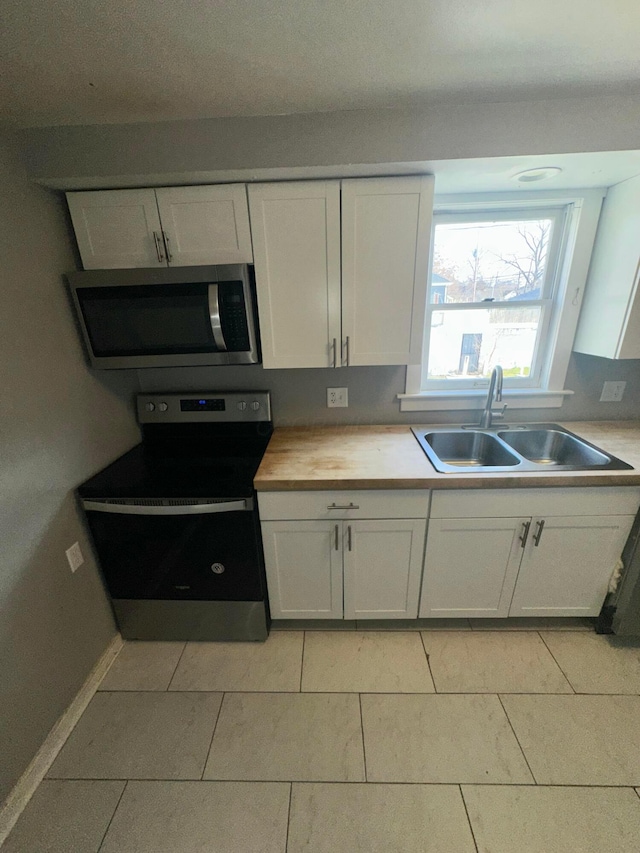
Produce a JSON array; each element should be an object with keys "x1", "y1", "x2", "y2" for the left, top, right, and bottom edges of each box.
[
  {"x1": 327, "y1": 387, "x2": 348, "y2": 407},
  {"x1": 66, "y1": 541, "x2": 84, "y2": 573},
  {"x1": 600, "y1": 381, "x2": 626, "y2": 402}
]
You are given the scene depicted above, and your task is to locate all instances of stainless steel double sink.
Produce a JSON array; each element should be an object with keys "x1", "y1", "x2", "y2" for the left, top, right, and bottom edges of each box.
[{"x1": 411, "y1": 423, "x2": 633, "y2": 474}]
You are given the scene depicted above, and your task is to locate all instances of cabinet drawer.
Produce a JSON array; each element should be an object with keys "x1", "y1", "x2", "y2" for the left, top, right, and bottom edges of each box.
[
  {"x1": 431, "y1": 486, "x2": 640, "y2": 519},
  {"x1": 258, "y1": 490, "x2": 430, "y2": 520}
]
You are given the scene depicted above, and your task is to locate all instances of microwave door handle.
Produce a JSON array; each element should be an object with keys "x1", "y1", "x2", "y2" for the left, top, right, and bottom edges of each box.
[
  {"x1": 82, "y1": 499, "x2": 249, "y2": 516},
  {"x1": 208, "y1": 283, "x2": 228, "y2": 352}
]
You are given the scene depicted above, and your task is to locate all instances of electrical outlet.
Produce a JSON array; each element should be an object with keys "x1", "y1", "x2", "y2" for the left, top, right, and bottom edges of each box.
[
  {"x1": 600, "y1": 381, "x2": 626, "y2": 402},
  {"x1": 66, "y1": 541, "x2": 84, "y2": 573},
  {"x1": 327, "y1": 387, "x2": 348, "y2": 408}
]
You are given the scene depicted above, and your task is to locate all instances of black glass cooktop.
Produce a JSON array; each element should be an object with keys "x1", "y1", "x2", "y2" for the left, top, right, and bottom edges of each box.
[{"x1": 78, "y1": 423, "x2": 273, "y2": 501}]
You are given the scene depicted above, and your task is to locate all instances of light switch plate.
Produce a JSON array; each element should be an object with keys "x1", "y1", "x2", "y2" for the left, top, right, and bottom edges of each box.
[
  {"x1": 600, "y1": 381, "x2": 626, "y2": 402},
  {"x1": 66, "y1": 541, "x2": 84, "y2": 573},
  {"x1": 327, "y1": 387, "x2": 348, "y2": 407}
]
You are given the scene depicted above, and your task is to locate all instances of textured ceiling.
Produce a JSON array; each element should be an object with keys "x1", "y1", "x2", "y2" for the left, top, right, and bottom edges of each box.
[{"x1": 3, "y1": 0, "x2": 640, "y2": 127}]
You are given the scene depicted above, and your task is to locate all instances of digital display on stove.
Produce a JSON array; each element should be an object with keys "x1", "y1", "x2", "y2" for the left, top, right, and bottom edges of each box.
[{"x1": 180, "y1": 398, "x2": 226, "y2": 412}]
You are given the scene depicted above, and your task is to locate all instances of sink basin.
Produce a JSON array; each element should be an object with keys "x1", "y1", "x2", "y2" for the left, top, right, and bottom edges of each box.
[
  {"x1": 411, "y1": 423, "x2": 633, "y2": 474},
  {"x1": 415, "y1": 430, "x2": 521, "y2": 473},
  {"x1": 498, "y1": 428, "x2": 612, "y2": 467}
]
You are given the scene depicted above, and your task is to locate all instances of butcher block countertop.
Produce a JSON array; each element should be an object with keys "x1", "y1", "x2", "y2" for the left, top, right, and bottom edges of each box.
[{"x1": 254, "y1": 420, "x2": 640, "y2": 491}]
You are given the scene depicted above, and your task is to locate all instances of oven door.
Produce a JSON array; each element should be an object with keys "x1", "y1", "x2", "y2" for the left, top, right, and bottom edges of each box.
[{"x1": 82, "y1": 498, "x2": 265, "y2": 601}]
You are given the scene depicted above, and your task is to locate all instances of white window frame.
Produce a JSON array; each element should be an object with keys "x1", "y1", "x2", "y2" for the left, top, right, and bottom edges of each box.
[{"x1": 399, "y1": 189, "x2": 605, "y2": 413}]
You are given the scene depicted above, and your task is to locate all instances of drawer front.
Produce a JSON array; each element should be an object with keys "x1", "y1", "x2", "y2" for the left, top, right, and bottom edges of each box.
[
  {"x1": 431, "y1": 486, "x2": 640, "y2": 519},
  {"x1": 258, "y1": 490, "x2": 430, "y2": 521}
]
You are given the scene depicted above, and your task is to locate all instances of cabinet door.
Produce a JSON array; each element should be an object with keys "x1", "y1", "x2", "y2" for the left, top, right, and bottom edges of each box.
[
  {"x1": 419, "y1": 517, "x2": 527, "y2": 618},
  {"x1": 341, "y1": 176, "x2": 433, "y2": 366},
  {"x1": 261, "y1": 521, "x2": 343, "y2": 619},
  {"x1": 344, "y1": 520, "x2": 426, "y2": 619},
  {"x1": 509, "y1": 515, "x2": 635, "y2": 617},
  {"x1": 67, "y1": 190, "x2": 164, "y2": 269},
  {"x1": 248, "y1": 181, "x2": 342, "y2": 368},
  {"x1": 155, "y1": 185, "x2": 253, "y2": 266}
]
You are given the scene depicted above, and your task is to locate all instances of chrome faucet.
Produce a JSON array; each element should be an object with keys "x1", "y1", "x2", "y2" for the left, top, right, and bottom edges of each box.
[{"x1": 478, "y1": 365, "x2": 506, "y2": 428}]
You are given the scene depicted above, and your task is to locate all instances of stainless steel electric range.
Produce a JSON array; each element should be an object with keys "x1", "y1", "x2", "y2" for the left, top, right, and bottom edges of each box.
[{"x1": 78, "y1": 392, "x2": 273, "y2": 641}]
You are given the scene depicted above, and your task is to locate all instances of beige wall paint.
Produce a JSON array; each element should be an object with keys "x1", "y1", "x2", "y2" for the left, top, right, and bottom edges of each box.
[{"x1": 0, "y1": 138, "x2": 140, "y2": 802}]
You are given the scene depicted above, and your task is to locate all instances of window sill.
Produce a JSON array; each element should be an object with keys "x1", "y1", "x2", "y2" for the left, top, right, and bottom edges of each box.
[{"x1": 397, "y1": 388, "x2": 574, "y2": 412}]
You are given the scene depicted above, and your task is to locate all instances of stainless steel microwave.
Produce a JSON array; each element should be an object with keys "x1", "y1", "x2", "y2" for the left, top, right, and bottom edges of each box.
[{"x1": 67, "y1": 264, "x2": 260, "y2": 369}]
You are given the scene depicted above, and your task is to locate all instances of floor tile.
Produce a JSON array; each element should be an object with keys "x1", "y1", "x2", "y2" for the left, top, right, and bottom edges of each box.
[
  {"x1": 48, "y1": 692, "x2": 222, "y2": 780},
  {"x1": 361, "y1": 694, "x2": 533, "y2": 783},
  {"x1": 422, "y1": 631, "x2": 572, "y2": 693},
  {"x1": 204, "y1": 692, "x2": 365, "y2": 781},
  {"x1": 463, "y1": 785, "x2": 640, "y2": 853},
  {"x1": 2, "y1": 780, "x2": 124, "y2": 853},
  {"x1": 302, "y1": 632, "x2": 434, "y2": 692},
  {"x1": 100, "y1": 781, "x2": 289, "y2": 853},
  {"x1": 470, "y1": 617, "x2": 592, "y2": 631},
  {"x1": 99, "y1": 641, "x2": 185, "y2": 691},
  {"x1": 288, "y1": 783, "x2": 476, "y2": 853},
  {"x1": 540, "y1": 631, "x2": 640, "y2": 693},
  {"x1": 169, "y1": 632, "x2": 303, "y2": 691},
  {"x1": 501, "y1": 695, "x2": 640, "y2": 784}
]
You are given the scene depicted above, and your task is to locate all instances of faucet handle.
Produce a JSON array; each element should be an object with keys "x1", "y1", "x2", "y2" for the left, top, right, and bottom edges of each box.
[{"x1": 492, "y1": 404, "x2": 508, "y2": 420}]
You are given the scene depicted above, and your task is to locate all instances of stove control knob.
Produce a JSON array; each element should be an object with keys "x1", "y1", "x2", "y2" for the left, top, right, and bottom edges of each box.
[
  {"x1": 158, "y1": 402, "x2": 168, "y2": 412},
  {"x1": 250, "y1": 401, "x2": 261, "y2": 411},
  {"x1": 237, "y1": 401, "x2": 247, "y2": 411},
  {"x1": 144, "y1": 402, "x2": 155, "y2": 412}
]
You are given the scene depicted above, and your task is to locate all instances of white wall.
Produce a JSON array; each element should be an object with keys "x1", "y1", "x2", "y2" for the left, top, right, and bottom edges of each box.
[{"x1": 0, "y1": 137, "x2": 140, "y2": 803}]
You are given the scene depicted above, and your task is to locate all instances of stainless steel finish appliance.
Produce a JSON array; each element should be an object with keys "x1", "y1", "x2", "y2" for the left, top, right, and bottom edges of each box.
[
  {"x1": 609, "y1": 510, "x2": 640, "y2": 637},
  {"x1": 78, "y1": 392, "x2": 273, "y2": 641},
  {"x1": 67, "y1": 264, "x2": 260, "y2": 369}
]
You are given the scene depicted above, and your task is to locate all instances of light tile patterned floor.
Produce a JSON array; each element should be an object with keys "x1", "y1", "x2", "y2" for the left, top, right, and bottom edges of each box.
[{"x1": 5, "y1": 624, "x2": 640, "y2": 852}]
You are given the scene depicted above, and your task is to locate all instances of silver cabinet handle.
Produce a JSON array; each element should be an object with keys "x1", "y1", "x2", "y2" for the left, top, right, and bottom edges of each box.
[
  {"x1": 334, "y1": 524, "x2": 339, "y2": 551},
  {"x1": 343, "y1": 336, "x2": 350, "y2": 366},
  {"x1": 331, "y1": 337, "x2": 337, "y2": 368},
  {"x1": 327, "y1": 502, "x2": 360, "y2": 510},
  {"x1": 519, "y1": 520, "x2": 531, "y2": 549},
  {"x1": 208, "y1": 283, "x2": 228, "y2": 352},
  {"x1": 153, "y1": 231, "x2": 165, "y2": 263},
  {"x1": 82, "y1": 499, "x2": 248, "y2": 516},
  {"x1": 162, "y1": 230, "x2": 173, "y2": 263},
  {"x1": 533, "y1": 519, "x2": 545, "y2": 547},
  {"x1": 347, "y1": 525, "x2": 352, "y2": 551}
]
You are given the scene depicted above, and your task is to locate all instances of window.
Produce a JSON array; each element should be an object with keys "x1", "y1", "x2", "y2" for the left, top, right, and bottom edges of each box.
[{"x1": 402, "y1": 191, "x2": 605, "y2": 411}]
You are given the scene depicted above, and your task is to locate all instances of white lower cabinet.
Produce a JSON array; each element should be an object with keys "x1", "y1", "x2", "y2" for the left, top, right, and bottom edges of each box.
[
  {"x1": 343, "y1": 520, "x2": 426, "y2": 619},
  {"x1": 259, "y1": 490, "x2": 428, "y2": 620},
  {"x1": 509, "y1": 515, "x2": 635, "y2": 617},
  {"x1": 419, "y1": 517, "x2": 527, "y2": 619},
  {"x1": 261, "y1": 521, "x2": 343, "y2": 619},
  {"x1": 419, "y1": 488, "x2": 640, "y2": 620}
]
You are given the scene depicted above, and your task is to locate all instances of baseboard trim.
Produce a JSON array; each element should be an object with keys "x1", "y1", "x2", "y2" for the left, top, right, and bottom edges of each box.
[{"x1": 0, "y1": 633, "x2": 123, "y2": 846}]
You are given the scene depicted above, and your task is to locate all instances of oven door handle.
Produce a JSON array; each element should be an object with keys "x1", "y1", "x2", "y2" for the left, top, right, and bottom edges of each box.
[
  {"x1": 208, "y1": 283, "x2": 228, "y2": 352},
  {"x1": 81, "y1": 499, "x2": 250, "y2": 516}
]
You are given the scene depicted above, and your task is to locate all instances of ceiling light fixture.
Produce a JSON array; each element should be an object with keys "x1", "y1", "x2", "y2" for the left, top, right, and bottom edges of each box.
[{"x1": 513, "y1": 167, "x2": 563, "y2": 183}]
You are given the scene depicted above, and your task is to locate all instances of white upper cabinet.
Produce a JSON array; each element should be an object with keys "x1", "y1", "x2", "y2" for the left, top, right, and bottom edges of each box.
[
  {"x1": 67, "y1": 189, "x2": 164, "y2": 269},
  {"x1": 574, "y1": 174, "x2": 640, "y2": 359},
  {"x1": 154, "y1": 185, "x2": 253, "y2": 266},
  {"x1": 341, "y1": 176, "x2": 434, "y2": 365},
  {"x1": 67, "y1": 184, "x2": 253, "y2": 269},
  {"x1": 248, "y1": 181, "x2": 342, "y2": 369},
  {"x1": 249, "y1": 176, "x2": 434, "y2": 369}
]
